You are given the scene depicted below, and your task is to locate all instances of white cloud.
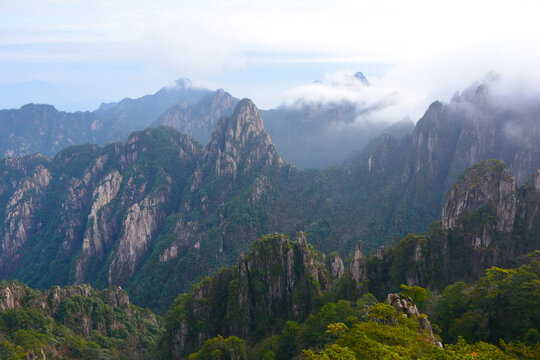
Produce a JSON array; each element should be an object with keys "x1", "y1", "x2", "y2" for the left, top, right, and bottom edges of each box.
[
  {"x1": 3, "y1": 0, "x2": 540, "y2": 70},
  {"x1": 280, "y1": 38, "x2": 540, "y2": 125},
  {"x1": 1, "y1": 0, "x2": 540, "y2": 110}
]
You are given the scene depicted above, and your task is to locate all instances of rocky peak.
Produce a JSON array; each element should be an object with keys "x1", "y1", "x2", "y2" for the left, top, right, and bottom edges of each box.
[
  {"x1": 204, "y1": 99, "x2": 283, "y2": 178},
  {"x1": 167, "y1": 233, "x2": 328, "y2": 357},
  {"x1": 354, "y1": 71, "x2": 370, "y2": 86},
  {"x1": 349, "y1": 240, "x2": 367, "y2": 285},
  {"x1": 442, "y1": 160, "x2": 517, "y2": 232},
  {"x1": 327, "y1": 253, "x2": 345, "y2": 279},
  {"x1": 154, "y1": 89, "x2": 239, "y2": 146},
  {"x1": 387, "y1": 293, "x2": 443, "y2": 348},
  {"x1": 533, "y1": 170, "x2": 540, "y2": 190},
  {"x1": 210, "y1": 88, "x2": 235, "y2": 104},
  {"x1": 0, "y1": 282, "x2": 29, "y2": 312}
]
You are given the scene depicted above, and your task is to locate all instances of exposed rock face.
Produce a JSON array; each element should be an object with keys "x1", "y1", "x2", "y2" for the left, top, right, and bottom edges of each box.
[
  {"x1": 368, "y1": 161, "x2": 540, "y2": 299},
  {"x1": 516, "y1": 170, "x2": 540, "y2": 228},
  {"x1": 1, "y1": 164, "x2": 51, "y2": 269},
  {"x1": 387, "y1": 293, "x2": 443, "y2": 348},
  {"x1": 0, "y1": 281, "x2": 156, "y2": 343},
  {"x1": 349, "y1": 241, "x2": 367, "y2": 285},
  {"x1": 327, "y1": 253, "x2": 345, "y2": 279},
  {"x1": 168, "y1": 233, "x2": 329, "y2": 358},
  {"x1": 79, "y1": 170, "x2": 123, "y2": 264},
  {"x1": 0, "y1": 282, "x2": 28, "y2": 312},
  {"x1": 351, "y1": 79, "x2": 540, "y2": 252},
  {"x1": 442, "y1": 159, "x2": 517, "y2": 232},
  {"x1": 0, "y1": 99, "x2": 295, "y2": 313},
  {"x1": 204, "y1": 98, "x2": 283, "y2": 180},
  {"x1": 109, "y1": 185, "x2": 170, "y2": 284},
  {"x1": 0, "y1": 127, "x2": 202, "y2": 291}
]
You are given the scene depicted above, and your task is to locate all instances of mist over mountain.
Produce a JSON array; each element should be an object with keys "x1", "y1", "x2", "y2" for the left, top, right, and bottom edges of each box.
[
  {"x1": 0, "y1": 71, "x2": 540, "y2": 359},
  {"x1": 95, "y1": 78, "x2": 211, "y2": 141},
  {"x1": 0, "y1": 73, "x2": 414, "y2": 169},
  {"x1": 153, "y1": 88, "x2": 240, "y2": 145}
]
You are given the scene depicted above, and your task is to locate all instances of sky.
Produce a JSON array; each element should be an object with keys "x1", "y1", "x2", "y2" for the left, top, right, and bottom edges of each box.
[{"x1": 1, "y1": 0, "x2": 540, "y2": 120}]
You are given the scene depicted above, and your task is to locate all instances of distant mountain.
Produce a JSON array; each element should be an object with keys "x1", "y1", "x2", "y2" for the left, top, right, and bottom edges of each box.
[
  {"x1": 0, "y1": 78, "x2": 210, "y2": 158},
  {"x1": 261, "y1": 102, "x2": 389, "y2": 169},
  {"x1": 350, "y1": 80, "x2": 540, "y2": 243},
  {"x1": 153, "y1": 88, "x2": 239, "y2": 145},
  {"x1": 261, "y1": 71, "x2": 408, "y2": 169},
  {"x1": 1, "y1": 79, "x2": 540, "y2": 314},
  {"x1": 0, "y1": 104, "x2": 105, "y2": 158},
  {"x1": 0, "y1": 74, "x2": 407, "y2": 169},
  {"x1": 95, "y1": 78, "x2": 210, "y2": 140}
]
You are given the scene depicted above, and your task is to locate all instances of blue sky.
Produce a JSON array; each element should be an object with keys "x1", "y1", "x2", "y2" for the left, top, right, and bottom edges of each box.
[{"x1": 1, "y1": 0, "x2": 540, "y2": 118}]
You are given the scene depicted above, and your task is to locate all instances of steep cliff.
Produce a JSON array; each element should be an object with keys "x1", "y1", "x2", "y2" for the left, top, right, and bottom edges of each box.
[
  {"x1": 0, "y1": 126, "x2": 202, "y2": 293},
  {"x1": 344, "y1": 79, "x2": 540, "y2": 252},
  {"x1": 0, "y1": 99, "x2": 293, "y2": 313},
  {"x1": 127, "y1": 99, "x2": 288, "y2": 311},
  {"x1": 160, "y1": 233, "x2": 330, "y2": 358},
  {"x1": 367, "y1": 160, "x2": 540, "y2": 298},
  {"x1": 0, "y1": 281, "x2": 161, "y2": 359}
]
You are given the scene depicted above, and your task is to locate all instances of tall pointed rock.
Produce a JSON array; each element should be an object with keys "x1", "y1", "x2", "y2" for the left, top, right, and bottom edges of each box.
[{"x1": 202, "y1": 98, "x2": 283, "y2": 179}]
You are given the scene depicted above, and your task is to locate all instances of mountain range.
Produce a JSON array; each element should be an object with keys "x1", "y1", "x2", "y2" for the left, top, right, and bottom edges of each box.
[
  {"x1": 0, "y1": 74, "x2": 409, "y2": 169},
  {"x1": 0, "y1": 75, "x2": 539, "y2": 358}
]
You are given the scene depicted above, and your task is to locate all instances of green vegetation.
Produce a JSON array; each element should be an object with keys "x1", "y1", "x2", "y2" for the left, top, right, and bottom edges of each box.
[
  {"x1": 188, "y1": 335, "x2": 247, "y2": 360},
  {"x1": 0, "y1": 282, "x2": 162, "y2": 359},
  {"x1": 434, "y1": 259, "x2": 540, "y2": 345}
]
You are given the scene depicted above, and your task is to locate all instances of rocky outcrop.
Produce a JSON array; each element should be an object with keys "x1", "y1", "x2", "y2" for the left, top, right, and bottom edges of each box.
[
  {"x1": 349, "y1": 240, "x2": 367, "y2": 285},
  {"x1": 167, "y1": 233, "x2": 330, "y2": 358},
  {"x1": 350, "y1": 79, "x2": 540, "y2": 254},
  {"x1": 0, "y1": 281, "x2": 158, "y2": 348},
  {"x1": 76, "y1": 170, "x2": 123, "y2": 280},
  {"x1": 388, "y1": 293, "x2": 443, "y2": 348},
  {"x1": 203, "y1": 98, "x2": 283, "y2": 180},
  {"x1": 0, "y1": 282, "x2": 29, "y2": 311},
  {"x1": 0, "y1": 127, "x2": 203, "y2": 293},
  {"x1": 368, "y1": 161, "x2": 540, "y2": 299},
  {"x1": 327, "y1": 253, "x2": 345, "y2": 279},
  {"x1": 442, "y1": 159, "x2": 517, "y2": 232},
  {"x1": 109, "y1": 185, "x2": 170, "y2": 284},
  {"x1": 1, "y1": 164, "x2": 51, "y2": 268}
]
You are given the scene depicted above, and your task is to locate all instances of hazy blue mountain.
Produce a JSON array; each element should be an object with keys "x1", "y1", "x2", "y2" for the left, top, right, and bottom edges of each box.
[
  {"x1": 0, "y1": 78, "x2": 210, "y2": 158},
  {"x1": 0, "y1": 79, "x2": 539, "y2": 315},
  {"x1": 153, "y1": 88, "x2": 239, "y2": 144},
  {"x1": 95, "y1": 78, "x2": 211, "y2": 140}
]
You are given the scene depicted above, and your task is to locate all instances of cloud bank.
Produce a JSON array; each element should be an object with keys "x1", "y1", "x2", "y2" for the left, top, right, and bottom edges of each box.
[
  {"x1": 1, "y1": 0, "x2": 540, "y2": 111},
  {"x1": 281, "y1": 40, "x2": 540, "y2": 125}
]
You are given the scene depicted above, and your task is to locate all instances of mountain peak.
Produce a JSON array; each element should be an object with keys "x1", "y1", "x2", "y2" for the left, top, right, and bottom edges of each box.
[
  {"x1": 204, "y1": 98, "x2": 283, "y2": 177},
  {"x1": 162, "y1": 78, "x2": 193, "y2": 91},
  {"x1": 20, "y1": 103, "x2": 59, "y2": 113},
  {"x1": 354, "y1": 72, "x2": 370, "y2": 85},
  {"x1": 442, "y1": 160, "x2": 517, "y2": 232}
]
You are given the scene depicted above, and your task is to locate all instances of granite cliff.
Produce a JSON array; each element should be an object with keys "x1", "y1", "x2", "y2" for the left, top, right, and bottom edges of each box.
[{"x1": 367, "y1": 160, "x2": 540, "y2": 298}]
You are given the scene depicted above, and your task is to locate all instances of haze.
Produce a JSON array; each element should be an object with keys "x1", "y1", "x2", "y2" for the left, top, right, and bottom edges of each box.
[{"x1": 1, "y1": 0, "x2": 540, "y2": 122}]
